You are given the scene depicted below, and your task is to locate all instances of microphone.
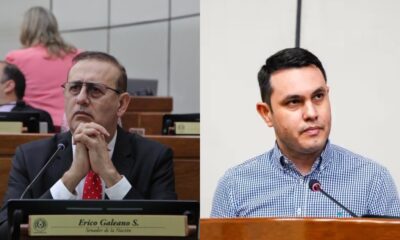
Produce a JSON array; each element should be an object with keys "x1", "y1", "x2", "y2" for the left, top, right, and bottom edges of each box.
[
  {"x1": 19, "y1": 141, "x2": 68, "y2": 199},
  {"x1": 309, "y1": 179, "x2": 358, "y2": 217}
]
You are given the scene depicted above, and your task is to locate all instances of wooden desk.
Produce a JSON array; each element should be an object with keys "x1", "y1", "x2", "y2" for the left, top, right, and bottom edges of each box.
[
  {"x1": 200, "y1": 218, "x2": 400, "y2": 240},
  {"x1": 121, "y1": 112, "x2": 166, "y2": 135},
  {"x1": 0, "y1": 133, "x2": 199, "y2": 204},
  {"x1": 121, "y1": 96, "x2": 173, "y2": 135}
]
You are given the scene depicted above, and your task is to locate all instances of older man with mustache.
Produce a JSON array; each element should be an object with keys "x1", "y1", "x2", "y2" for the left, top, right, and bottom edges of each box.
[
  {"x1": 211, "y1": 48, "x2": 400, "y2": 218},
  {"x1": 0, "y1": 52, "x2": 176, "y2": 237}
]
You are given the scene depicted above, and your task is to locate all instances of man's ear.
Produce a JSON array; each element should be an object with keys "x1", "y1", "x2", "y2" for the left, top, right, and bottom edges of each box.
[
  {"x1": 256, "y1": 102, "x2": 274, "y2": 127},
  {"x1": 116, "y1": 92, "x2": 131, "y2": 117},
  {"x1": 3, "y1": 80, "x2": 15, "y2": 94}
]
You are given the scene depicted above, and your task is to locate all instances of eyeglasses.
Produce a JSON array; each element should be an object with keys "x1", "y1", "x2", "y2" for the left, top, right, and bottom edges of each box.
[{"x1": 61, "y1": 81, "x2": 122, "y2": 99}]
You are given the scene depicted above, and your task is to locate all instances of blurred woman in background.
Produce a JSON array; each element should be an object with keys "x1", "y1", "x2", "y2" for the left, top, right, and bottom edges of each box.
[{"x1": 6, "y1": 6, "x2": 79, "y2": 129}]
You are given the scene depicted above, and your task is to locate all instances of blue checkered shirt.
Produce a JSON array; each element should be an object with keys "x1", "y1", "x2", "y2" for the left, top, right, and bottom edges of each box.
[{"x1": 211, "y1": 141, "x2": 400, "y2": 218}]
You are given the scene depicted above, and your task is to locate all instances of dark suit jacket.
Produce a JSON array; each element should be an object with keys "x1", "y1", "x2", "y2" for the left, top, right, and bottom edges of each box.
[
  {"x1": 11, "y1": 100, "x2": 55, "y2": 132},
  {"x1": 0, "y1": 127, "x2": 176, "y2": 237}
]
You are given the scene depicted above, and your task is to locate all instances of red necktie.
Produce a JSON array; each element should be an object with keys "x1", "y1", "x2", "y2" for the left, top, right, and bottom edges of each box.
[{"x1": 82, "y1": 170, "x2": 102, "y2": 199}]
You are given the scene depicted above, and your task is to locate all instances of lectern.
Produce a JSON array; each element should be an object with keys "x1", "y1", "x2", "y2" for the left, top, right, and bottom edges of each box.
[{"x1": 200, "y1": 217, "x2": 400, "y2": 240}]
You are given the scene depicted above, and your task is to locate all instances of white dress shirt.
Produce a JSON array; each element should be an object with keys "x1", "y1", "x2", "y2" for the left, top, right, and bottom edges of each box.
[
  {"x1": 50, "y1": 131, "x2": 132, "y2": 200},
  {"x1": 0, "y1": 102, "x2": 16, "y2": 112}
]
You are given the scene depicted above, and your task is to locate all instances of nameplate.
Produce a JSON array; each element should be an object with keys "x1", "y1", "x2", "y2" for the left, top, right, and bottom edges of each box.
[
  {"x1": 175, "y1": 122, "x2": 200, "y2": 135},
  {"x1": 29, "y1": 214, "x2": 188, "y2": 236},
  {"x1": 0, "y1": 121, "x2": 22, "y2": 133}
]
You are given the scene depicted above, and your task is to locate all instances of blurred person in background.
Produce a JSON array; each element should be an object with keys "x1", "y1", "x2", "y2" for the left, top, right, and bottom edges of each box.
[
  {"x1": 5, "y1": 6, "x2": 80, "y2": 130},
  {"x1": 0, "y1": 60, "x2": 54, "y2": 132}
]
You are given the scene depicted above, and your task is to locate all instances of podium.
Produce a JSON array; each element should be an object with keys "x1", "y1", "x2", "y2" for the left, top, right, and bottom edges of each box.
[
  {"x1": 200, "y1": 217, "x2": 400, "y2": 240},
  {"x1": 7, "y1": 200, "x2": 199, "y2": 240}
]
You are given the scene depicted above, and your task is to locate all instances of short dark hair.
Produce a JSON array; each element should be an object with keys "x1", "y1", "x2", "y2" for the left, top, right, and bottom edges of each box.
[
  {"x1": 0, "y1": 61, "x2": 26, "y2": 100},
  {"x1": 258, "y1": 48, "x2": 327, "y2": 106},
  {"x1": 71, "y1": 51, "x2": 127, "y2": 92}
]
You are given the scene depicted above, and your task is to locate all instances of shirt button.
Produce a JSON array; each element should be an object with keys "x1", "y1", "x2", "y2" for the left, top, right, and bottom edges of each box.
[
  {"x1": 299, "y1": 179, "x2": 303, "y2": 184},
  {"x1": 297, "y1": 208, "x2": 302, "y2": 215}
]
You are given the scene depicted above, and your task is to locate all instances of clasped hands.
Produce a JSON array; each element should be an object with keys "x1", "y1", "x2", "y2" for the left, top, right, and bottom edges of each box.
[{"x1": 62, "y1": 122, "x2": 122, "y2": 193}]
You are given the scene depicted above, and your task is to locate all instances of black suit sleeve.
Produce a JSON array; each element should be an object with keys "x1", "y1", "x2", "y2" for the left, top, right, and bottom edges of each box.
[
  {"x1": 0, "y1": 147, "x2": 29, "y2": 238},
  {"x1": 0, "y1": 146, "x2": 54, "y2": 237},
  {"x1": 1, "y1": 146, "x2": 54, "y2": 204},
  {"x1": 2, "y1": 147, "x2": 30, "y2": 204},
  {"x1": 123, "y1": 147, "x2": 177, "y2": 200},
  {"x1": 149, "y1": 147, "x2": 176, "y2": 199}
]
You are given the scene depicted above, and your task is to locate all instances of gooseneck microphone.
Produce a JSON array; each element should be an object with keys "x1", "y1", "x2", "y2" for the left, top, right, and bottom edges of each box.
[
  {"x1": 309, "y1": 179, "x2": 358, "y2": 217},
  {"x1": 19, "y1": 141, "x2": 68, "y2": 199}
]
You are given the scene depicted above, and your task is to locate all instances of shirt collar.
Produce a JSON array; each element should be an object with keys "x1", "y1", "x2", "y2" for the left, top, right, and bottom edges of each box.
[
  {"x1": 271, "y1": 140, "x2": 333, "y2": 173},
  {"x1": 0, "y1": 101, "x2": 16, "y2": 112},
  {"x1": 319, "y1": 140, "x2": 333, "y2": 171}
]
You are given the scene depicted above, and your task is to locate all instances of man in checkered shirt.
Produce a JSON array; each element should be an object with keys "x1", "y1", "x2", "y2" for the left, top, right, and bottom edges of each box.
[{"x1": 211, "y1": 48, "x2": 400, "y2": 218}]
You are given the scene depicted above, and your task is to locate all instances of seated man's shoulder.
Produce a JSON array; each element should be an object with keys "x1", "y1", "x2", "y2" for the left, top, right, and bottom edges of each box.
[
  {"x1": 11, "y1": 101, "x2": 55, "y2": 129},
  {"x1": 127, "y1": 132, "x2": 167, "y2": 149},
  {"x1": 123, "y1": 131, "x2": 171, "y2": 159},
  {"x1": 18, "y1": 132, "x2": 69, "y2": 152},
  {"x1": 14, "y1": 102, "x2": 50, "y2": 115},
  {"x1": 13, "y1": 133, "x2": 69, "y2": 169}
]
